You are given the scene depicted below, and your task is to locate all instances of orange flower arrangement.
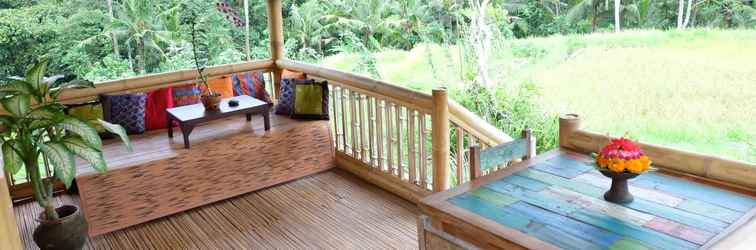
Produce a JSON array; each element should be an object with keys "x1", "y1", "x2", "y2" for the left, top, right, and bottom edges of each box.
[{"x1": 594, "y1": 137, "x2": 652, "y2": 174}]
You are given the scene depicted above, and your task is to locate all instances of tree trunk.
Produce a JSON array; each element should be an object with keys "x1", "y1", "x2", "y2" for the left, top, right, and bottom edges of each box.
[
  {"x1": 469, "y1": 0, "x2": 492, "y2": 87},
  {"x1": 244, "y1": 0, "x2": 251, "y2": 61},
  {"x1": 107, "y1": 0, "x2": 119, "y2": 55},
  {"x1": 682, "y1": 0, "x2": 694, "y2": 28},
  {"x1": 677, "y1": 0, "x2": 685, "y2": 29},
  {"x1": 614, "y1": 0, "x2": 621, "y2": 33},
  {"x1": 137, "y1": 38, "x2": 146, "y2": 74}
]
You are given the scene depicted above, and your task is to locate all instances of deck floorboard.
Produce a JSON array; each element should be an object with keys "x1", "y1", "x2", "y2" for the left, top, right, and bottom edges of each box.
[{"x1": 14, "y1": 169, "x2": 418, "y2": 249}]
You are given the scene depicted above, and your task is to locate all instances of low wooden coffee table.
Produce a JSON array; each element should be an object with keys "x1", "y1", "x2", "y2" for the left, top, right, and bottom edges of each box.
[{"x1": 166, "y1": 95, "x2": 271, "y2": 149}]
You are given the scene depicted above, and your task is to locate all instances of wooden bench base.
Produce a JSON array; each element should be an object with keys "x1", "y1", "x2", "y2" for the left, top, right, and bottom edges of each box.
[{"x1": 76, "y1": 120, "x2": 334, "y2": 236}]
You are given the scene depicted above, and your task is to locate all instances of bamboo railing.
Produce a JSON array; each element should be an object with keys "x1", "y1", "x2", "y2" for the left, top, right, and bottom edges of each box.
[{"x1": 559, "y1": 114, "x2": 756, "y2": 192}]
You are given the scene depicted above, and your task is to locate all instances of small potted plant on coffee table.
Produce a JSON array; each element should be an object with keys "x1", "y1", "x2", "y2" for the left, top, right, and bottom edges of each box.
[
  {"x1": 1, "y1": 59, "x2": 131, "y2": 249},
  {"x1": 186, "y1": 7, "x2": 221, "y2": 111}
]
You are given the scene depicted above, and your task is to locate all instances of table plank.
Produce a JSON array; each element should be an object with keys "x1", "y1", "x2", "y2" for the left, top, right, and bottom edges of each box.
[{"x1": 633, "y1": 174, "x2": 756, "y2": 212}]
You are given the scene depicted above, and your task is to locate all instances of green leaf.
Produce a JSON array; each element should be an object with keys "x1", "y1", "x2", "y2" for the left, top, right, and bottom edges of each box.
[
  {"x1": 0, "y1": 79, "x2": 35, "y2": 95},
  {"x1": 27, "y1": 105, "x2": 64, "y2": 120},
  {"x1": 59, "y1": 118, "x2": 101, "y2": 148},
  {"x1": 2, "y1": 141, "x2": 23, "y2": 175},
  {"x1": 61, "y1": 136, "x2": 106, "y2": 173},
  {"x1": 1, "y1": 95, "x2": 31, "y2": 117},
  {"x1": 97, "y1": 119, "x2": 132, "y2": 152},
  {"x1": 0, "y1": 115, "x2": 15, "y2": 126},
  {"x1": 39, "y1": 142, "x2": 76, "y2": 188},
  {"x1": 25, "y1": 59, "x2": 49, "y2": 94}
]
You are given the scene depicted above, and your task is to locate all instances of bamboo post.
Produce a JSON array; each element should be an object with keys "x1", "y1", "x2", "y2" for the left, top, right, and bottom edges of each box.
[
  {"x1": 1, "y1": 172, "x2": 22, "y2": 250},
  {"x1": 432, "y1": 88, "x2": 451, "y2": 192},
  {"x1": 559, "y1": 113, "x2": 581, "y2": 150},
  {"x1": 266, "y1": 0, "x2": 284, "y2": 97}
]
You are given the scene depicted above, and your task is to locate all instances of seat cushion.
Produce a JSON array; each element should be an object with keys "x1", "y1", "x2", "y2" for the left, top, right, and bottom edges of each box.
[
  {"x1": 232, "y1": 71, "x2": 272, "y2": 103},
  {"x1": 100, "y1": 93, "x2": 147, "y2": 134}
]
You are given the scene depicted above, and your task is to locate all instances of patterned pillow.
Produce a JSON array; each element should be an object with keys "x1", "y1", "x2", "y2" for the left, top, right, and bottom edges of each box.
[
  {"x1": 275, "y1": 78, "x2": 314, "y2": 115},
  {"x1": 198, "y1": 77, "x2": 234, "y2": 98},
  {"x1": 232, "y1": 71, "x2": 272, "y2": 103},
  {"x1": 100, "y1": 93, "x2": 147, "y2": 134},
  {"x1": 172, "y1": 84, "x2": 200, "y2": 107},
  {"x1": 291, "y1": 80, "x2": 329, "y2": 120}
]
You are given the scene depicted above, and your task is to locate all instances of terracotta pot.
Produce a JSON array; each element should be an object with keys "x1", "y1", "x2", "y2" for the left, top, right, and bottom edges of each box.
[
  {"x1": 599, "y1": 170, "x2": 639, "y2": 204},
  {"x1": 33, "y1": 205, "x2": 89, "y2": 250},
  {"x1": 201, "y1": 94, "x2": 223, "y2": 111}
]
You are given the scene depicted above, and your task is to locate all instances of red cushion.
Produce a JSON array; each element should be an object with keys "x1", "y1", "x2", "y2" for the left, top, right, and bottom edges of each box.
[{"x1": 144, "y1": 87, "x2": 175, "y2": 131}]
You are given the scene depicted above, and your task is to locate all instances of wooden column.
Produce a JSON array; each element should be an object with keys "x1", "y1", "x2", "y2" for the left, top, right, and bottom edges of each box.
[
  {"x1": 431, "y1": 88, "x2": 450, "y2": 192},
  {"x1": 558, "y1": 113, "x2": 581, "y2": 150},
  {"x1": 1, "y1": 172, "x2": 22, "y2": 250},
  {"x1": 266, "y1": 0, "x2": 284, "y2": 97}
]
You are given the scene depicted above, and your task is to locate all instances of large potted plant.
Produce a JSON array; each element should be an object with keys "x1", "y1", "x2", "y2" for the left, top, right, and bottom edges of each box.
[{"x1": 1, "y1": 59, "x2": 131, "y2": 250}]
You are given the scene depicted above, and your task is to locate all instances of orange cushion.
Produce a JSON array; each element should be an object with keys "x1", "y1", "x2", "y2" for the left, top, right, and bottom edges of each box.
[
  {"x1": 282, "y1": 70, "x2": 307, "y2": 80},
  {"x1": 200, "y1": 76, "x2": 234, "y2": 98}
]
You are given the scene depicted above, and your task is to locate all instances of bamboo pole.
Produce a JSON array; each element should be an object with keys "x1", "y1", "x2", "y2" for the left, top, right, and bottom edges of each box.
[
  {"x1": 455, "y1": 126, "x2": 464, "y2": 185},
  {"x1": 397, "y1": 106, "x2": 404, "y2": 179},
  {"x1": 409, "y1": 109, "x2": 417, "y2": 184},
  {"x1": 432, "y1": 88, "x2": 451, "y2": 192},
  {"x1": 448, "y1": 100, "x2": 512, "y2": 146},
  {"x1": 387, "y1": 103, "x2": 395, "y2": 175},
  {"x1": 56, "y1": 60, "x2": 273, "y2": 103},
  {"x1": 369, "y1": 97, "x2": 376, "y2": 165},
  {"x1": 277, "y1": 59, "x2": 434, "y2": 111},
  {"x1": 376, "y1": 98, "x2": 385, "y2": 171},
  {"x1": 419, "y1": 113, "x2": 428, "y2": 189},
  {"x1": 266, "y1": 0, "x2": 284, "y2": 97},
  {"x1": 340, "y1": 88, "x2": 349, "y2": 152},
  {"x1": 0, "y1": 171, "x2": 22, "y2": 250}
]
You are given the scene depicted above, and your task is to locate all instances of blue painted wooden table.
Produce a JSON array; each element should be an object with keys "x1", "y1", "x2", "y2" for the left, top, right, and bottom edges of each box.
[{"x1": 419, "y1": 149, "x2": 756, "y2": 250}]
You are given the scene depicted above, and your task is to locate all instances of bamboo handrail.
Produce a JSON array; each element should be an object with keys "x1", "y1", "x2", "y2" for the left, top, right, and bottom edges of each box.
[
  {"x1": 276, "y1": 59, "x2": 434, "y2": 111},
  {"x1": 57, "y1": 59, "x2": 274, "y2": 103},
  {"x1": 448, "y1": 100, "x2": 513, "y2": 145},
  {"x1": 559, "y1": 114, "x2": 756, "y2": 191}
]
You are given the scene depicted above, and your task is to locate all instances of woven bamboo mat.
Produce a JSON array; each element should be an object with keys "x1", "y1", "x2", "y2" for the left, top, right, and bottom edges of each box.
[
  {"x1": 76, "y1": 121, "x2": 335, "y2": 236},
  {"x1": 15, "y1": 170, "x2": 419, "y2": 249}
]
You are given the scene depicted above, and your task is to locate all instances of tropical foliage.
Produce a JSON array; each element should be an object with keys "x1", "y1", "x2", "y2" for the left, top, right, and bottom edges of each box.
[{"x1": 0, "y1": 59, "x2": 131, "y2": 219}]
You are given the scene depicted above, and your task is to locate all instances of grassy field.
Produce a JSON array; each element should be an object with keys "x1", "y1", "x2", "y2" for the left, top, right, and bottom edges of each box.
[{"x1": 323, "y1": 29, "x2": 756, "y2": 163}]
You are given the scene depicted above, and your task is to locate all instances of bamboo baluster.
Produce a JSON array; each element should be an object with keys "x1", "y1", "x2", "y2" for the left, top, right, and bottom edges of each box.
[
  {"x1": 387, "y1": 103, "x2": 395, "y2": 175},
  {"x1": 455, "y1": 126, "x2": 464, "y2": 186},
  {"x1": 349, "y1": 90, "x2": 359, "y2": 157},
  {"x1": 340, "y1": 87, "x2": 348, "y2": 152},
  {"x1": 396, "y1": 106, "x2": 404, "y2": 179},
  {"x1": 359, "y1": 95, "x2": 368, "y2": 162},
  {"x1": 368, "y1": 97, "x2": 377, "y2": 166},
  {"x1": 360, "y1": 95, "x2": 373, "y2": 165},
  {"x1": 419, "y1": 113, "x2": 428, "y2": 189},
  {"x1": 376, "y1": 98, "x2": 385, "y2": 171},
  {"x1": 329, "y1": 87, "x2": 337, "y2": 148},
  {"x1": 408, "y1": 109, "x2": 417, "y2": 184}
]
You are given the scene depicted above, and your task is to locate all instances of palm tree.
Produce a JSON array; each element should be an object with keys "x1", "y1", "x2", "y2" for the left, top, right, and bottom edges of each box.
[
  {"x1": 288, "y1": 0, "x2": 329, "y2": 54},
  {"x1": 111, "y1": 0, "x2": 171, "y2": 74}
]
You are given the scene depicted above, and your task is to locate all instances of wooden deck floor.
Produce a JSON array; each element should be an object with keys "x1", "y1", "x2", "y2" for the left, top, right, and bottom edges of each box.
[{"x1": 14, "y1": 169, "x2": 419, "y2": 249}]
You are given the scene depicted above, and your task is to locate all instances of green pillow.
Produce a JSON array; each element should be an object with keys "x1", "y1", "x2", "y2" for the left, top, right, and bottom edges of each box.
[{"x1": 292, "y1": 80, "x2": 329, "y2": 120}]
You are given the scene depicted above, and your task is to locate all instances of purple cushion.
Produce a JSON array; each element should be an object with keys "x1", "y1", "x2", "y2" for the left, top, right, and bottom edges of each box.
[{"x1": 100, "y1": 93, "x2": 147, "y2": 134}]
